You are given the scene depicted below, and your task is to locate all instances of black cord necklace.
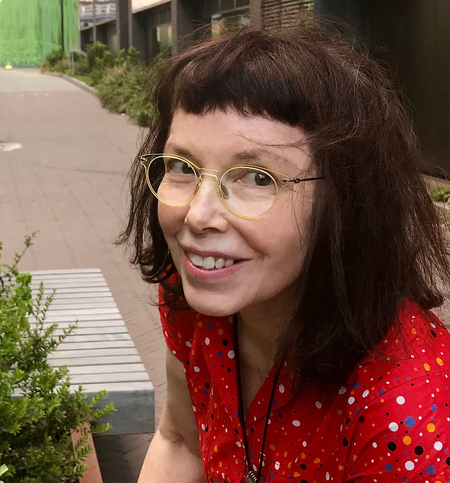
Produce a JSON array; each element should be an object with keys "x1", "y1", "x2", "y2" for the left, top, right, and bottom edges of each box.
[{"x1": 233, "y1": 314, "x2": 283, "y2": 483}]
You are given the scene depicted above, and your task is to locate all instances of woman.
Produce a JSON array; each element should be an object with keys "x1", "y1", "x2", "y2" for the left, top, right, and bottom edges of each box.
[{"x1": 119, "y1": 20, "x2": 450, "y2": 483}]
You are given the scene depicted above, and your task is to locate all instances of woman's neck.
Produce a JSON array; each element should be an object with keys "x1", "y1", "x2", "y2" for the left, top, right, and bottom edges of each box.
[{"x1": 237, "y1": 288, "x2": 294, "y2": 370}]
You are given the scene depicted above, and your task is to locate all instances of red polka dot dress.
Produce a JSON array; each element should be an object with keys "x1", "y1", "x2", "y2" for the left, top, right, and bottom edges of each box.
[{"x1": 160, "y1": 292, "x2": 450, "y2": 483}]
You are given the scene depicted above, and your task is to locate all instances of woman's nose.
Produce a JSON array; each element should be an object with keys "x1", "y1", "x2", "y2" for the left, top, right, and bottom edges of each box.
[{"x1": 184, "y1": 176, "x2": 228, "y2": 233}]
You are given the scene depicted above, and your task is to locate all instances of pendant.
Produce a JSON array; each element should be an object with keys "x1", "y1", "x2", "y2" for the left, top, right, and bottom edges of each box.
[{"x1": 246, "y1": 471, "x2": 258, "y2": 483}]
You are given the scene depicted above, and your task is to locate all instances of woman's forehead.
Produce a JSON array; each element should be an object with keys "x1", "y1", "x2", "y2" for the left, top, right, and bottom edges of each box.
[{"x1": 166, "y1": 109, "x2": 311, "y2": 170}]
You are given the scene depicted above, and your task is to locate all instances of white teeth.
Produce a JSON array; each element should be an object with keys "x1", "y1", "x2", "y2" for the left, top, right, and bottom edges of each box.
[
  {"x1": 202, "y1": 257, "x2": 215, "y2": 270},
  {"x1": 191, "y1": 254, "x2": 204, "y2": 268},
  {"x1": 215, "y1": 258, "x2": 225, "y2": 269},
  {"x1": 187, "y1": 252, "x2": 236, "y2": 270}
]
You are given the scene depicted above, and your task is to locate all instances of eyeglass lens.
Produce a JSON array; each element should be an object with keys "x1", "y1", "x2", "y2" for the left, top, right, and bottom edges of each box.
[{"x1": 146, "y1": 156, "x2": 278, "y2": 218}]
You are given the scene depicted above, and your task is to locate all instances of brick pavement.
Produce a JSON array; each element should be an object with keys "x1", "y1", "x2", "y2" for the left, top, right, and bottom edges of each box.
[{"x1": 0, "y1": 69, "x2": 164, "y2": 482}]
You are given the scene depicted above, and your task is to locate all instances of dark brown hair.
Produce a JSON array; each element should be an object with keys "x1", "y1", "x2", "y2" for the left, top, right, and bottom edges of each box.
[{"x1": 118, "y1": 19, "x2": 450, "y2": 390}]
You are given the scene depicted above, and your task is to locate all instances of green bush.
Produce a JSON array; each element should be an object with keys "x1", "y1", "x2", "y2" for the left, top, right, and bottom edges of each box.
[
  {"x1": 87, "y1": 42, "x2": 111, "y2": 70},
  {"x1": 45, "y1": 48, "x2": 66, "y2": 67},
  {"x1": 430, "y1": 186, "x2": 450, "y2": 203},
  {"x1": 96, "y1": 63, "x2": 153, "y2": 126},
  {"x1": 0, "y1": 234, "x2": 114, "y2": 483}
]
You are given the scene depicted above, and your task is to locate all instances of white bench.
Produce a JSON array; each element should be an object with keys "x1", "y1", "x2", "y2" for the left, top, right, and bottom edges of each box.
[{"x1": 29, "y1": 268, "x2": 154, "y2": 436}]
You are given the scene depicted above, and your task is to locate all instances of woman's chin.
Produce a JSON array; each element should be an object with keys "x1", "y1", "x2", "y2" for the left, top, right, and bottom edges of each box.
[{"x1": 184, "y1": 293, "x2": 237, "y2": 318}]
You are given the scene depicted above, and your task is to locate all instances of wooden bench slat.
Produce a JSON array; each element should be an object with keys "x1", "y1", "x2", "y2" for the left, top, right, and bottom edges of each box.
[
  {"x1": 41, "y1": 314, "x2": 123, "y2": 323},
  {"x1": 30, "y1": 268, "x2": 102, "y2": 275},
  {"x1": 32, "y1": 287, "x2": 112, "y2": 295},
  {"x1": 42, "y1": 308, "x2": 120, "y2": 316},
  {"x1": 51, "y1": 323, "x2": 127, "y2": 332},
  {"x1": 69, "y1": 372, "x2": 150, "y2": 385},
  {"x1": 73, "y1": 381, "x2": 154, "y2": 394},
  {"x1": 42, "y1": 295, "x2": 116, "y2": 304},
  {"x1": 29, "y1": 281, "x2": 108, "y2": 289},
  {"x1": 68, "y1": 364, "x2": 147, "y2": 375},
  {"x1": 57, "y1": 341, "x2": 136, "y2": 351},
  {"x1": 49, "y1": 355, "x2": 142, "y2": 366},
  {"x1": 41, "y1": 302, "x2": 118, "y2": 310},
  {"x1": 55, "y1": 333, "x2": 132, "y2": 343},
  {"x1": 29, "y1": 273, "x2": 106, "y2": 281},
  {"x1": 48, "y1": 348, "x2": 138, "y2": 358}
]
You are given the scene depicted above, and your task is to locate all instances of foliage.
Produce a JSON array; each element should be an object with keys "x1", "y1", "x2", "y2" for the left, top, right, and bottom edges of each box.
[
  {"x1": 430, "y1": 186, "x2": 450, "y2": 203},
  {"x1": 0, "y1": 234, "x2": 114, "y2": 483},
  {"x1": 41, "y1": 42, "x2": 162, "y2": 126},
  {"x1": 96, "y1": 61, "x2": 154, "y2": 126},
  {"x1": 0, "y1": 464, "x2": 8, "y2": 483},
  {"x1": 45, "y1": 48, "x2": 66, "y2": 67},
  {"x1": 115, "y1": 46, "x2": 140, "y2": 67}
]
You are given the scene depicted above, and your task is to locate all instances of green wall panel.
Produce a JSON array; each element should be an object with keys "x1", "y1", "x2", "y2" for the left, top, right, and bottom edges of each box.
[{"x1": 0, "y1": 0, "x2": 79, "y2": 67}]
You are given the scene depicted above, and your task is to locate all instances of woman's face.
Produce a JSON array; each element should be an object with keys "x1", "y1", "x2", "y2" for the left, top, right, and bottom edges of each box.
[{"x1": 158, "y1": 108, "x2": 316, "y2": 317}]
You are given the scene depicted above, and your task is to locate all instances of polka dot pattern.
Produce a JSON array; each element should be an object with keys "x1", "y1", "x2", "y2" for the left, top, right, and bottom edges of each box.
[{"x1": 159, "y1": 291, "x2": 450, "y2": 482}]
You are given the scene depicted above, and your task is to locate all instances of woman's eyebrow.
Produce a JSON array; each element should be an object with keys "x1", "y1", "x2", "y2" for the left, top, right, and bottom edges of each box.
[
  {"x1": 232, "y1": 148, "x2": 295, "y2": 169},
  {"x1": 164, "y1": 143, "x2": 296, "y2": 169},
  {"x1": 164, "y1": 143, "x2": 196, "y2": 161}
]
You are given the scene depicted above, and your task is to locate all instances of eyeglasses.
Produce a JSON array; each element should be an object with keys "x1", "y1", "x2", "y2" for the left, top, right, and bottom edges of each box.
[{"x1": 139, "y1": 154, "x2": 325, "y2": 220}]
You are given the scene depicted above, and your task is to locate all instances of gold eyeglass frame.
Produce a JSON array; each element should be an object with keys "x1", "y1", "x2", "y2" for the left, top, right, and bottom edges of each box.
[{"x1": 139, "y1": 153, "x2": 325, "y2": 220}]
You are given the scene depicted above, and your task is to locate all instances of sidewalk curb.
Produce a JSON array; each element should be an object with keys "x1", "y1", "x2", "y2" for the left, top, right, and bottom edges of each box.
[
  {"x1": 42, "y1": 71, "x2": 97, "y2": 96},
  {"x1": 61, "y1": 74, "x2": 97, "y2": 96}
]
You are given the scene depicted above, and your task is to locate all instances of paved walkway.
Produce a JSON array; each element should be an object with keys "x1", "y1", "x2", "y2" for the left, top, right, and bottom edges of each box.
[{"x1": 0, "y1": 70, "x2": 165, "y2": 481}]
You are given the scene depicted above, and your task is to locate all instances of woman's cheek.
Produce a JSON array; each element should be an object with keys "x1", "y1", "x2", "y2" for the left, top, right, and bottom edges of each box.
[{"x1": 158, "y1": 203, "x2": 182, "y2": 238}]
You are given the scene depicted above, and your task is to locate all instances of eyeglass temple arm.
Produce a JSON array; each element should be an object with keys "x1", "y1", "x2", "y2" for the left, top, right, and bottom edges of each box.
[{"x1": 281, "y1": 176, "x2": 326, "y2": 184}]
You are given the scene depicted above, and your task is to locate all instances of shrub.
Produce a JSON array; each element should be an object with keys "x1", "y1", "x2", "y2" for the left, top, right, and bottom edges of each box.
[
  {"x1": 45, "y1": 48, "x2": 66, "y2": 67},
  {"x1": 96, "y1": 63, "x2": 154, "y2": 125},
  {"x1": 0, "y1": 234, "x2": 114, "y2": 483},
  {"x1": 73, "y1": 56, "x2": 90, "y2": 75},
  {"x1": 87, "y1": 42, "x2": 110, "y2": 71},
  {"x1": 430, "y1": 186, "x2": 450, "y2": 203}
]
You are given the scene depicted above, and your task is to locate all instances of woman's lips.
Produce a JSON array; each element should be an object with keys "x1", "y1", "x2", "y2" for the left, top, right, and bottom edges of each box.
[{"x1": 182, "y1": 251, "x2": 245, "y2": 279}]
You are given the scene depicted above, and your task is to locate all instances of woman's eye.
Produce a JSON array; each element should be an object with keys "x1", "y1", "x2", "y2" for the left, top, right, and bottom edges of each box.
[
  {"x1": 246, "y1": 171, "x2": 274, "y2": 187},
  {"x1": 167, "y1": 160, "x2": 195, "y2": 175}
]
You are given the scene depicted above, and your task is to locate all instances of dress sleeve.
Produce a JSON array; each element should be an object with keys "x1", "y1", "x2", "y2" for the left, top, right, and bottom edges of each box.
[
  {"x1": 158, "y1": 284, "x2": 194, "y2": 364},
  {"x1": 343, "y1": 373, "x2": 450, "y2": 482}
]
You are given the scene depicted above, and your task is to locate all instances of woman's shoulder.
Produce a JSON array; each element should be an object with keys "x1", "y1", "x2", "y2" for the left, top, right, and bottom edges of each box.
[
  {"x1": 344, "y1": 299, "x2": 450, "y2": 409},
  {"x1": 334, "y1": 302, "x2": 450, "y2": 479}
]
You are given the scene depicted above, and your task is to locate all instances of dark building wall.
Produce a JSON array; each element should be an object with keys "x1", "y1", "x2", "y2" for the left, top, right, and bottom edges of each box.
[{"x1": 315, "y1": 0, "x2": 450, "y2": 177}]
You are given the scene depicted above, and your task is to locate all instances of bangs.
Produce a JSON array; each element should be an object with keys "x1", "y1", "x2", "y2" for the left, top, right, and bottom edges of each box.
[{"x1": 156, "y1": 30, "x2": 317, "y2": 129}]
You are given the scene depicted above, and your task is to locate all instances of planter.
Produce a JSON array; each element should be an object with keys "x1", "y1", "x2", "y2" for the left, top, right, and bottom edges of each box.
[{"x1": 71, "y1": 425, "x2": 103, "y2": 483}]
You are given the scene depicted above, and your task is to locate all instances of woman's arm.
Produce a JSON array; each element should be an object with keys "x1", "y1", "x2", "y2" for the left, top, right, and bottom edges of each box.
[{"x1": 138, "y1": 348, "x2": 205, "y2": 483}]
